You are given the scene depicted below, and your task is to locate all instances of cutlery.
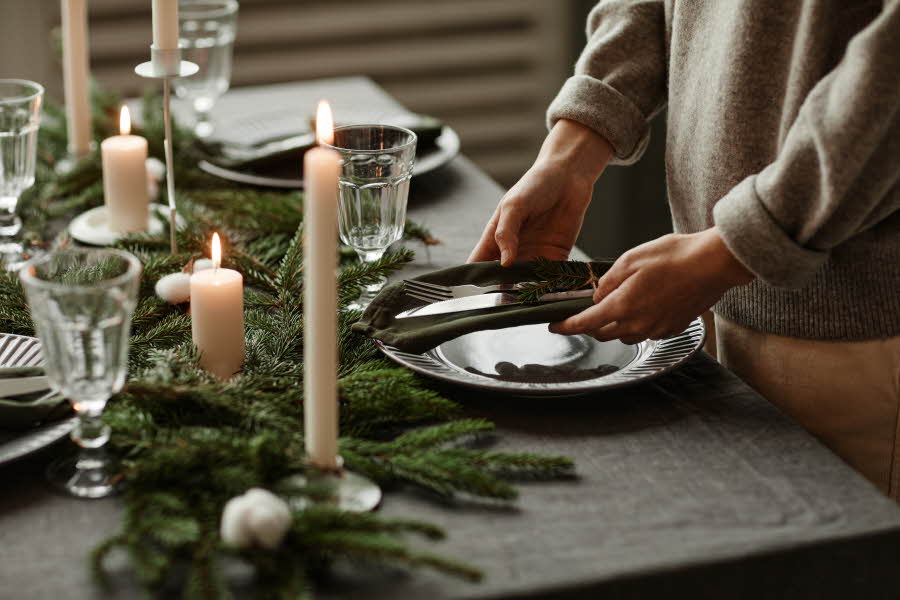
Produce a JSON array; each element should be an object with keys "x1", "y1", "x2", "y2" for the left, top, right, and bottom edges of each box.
[
  {"x1": 396, "y1": 289, "x2": 594, "y2": 319},
  {"x1": 402, "y1": 280, "x2": 524, "y2": 303}
]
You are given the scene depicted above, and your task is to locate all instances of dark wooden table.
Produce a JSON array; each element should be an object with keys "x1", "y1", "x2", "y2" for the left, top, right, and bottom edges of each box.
[{"x1": 1, "y1": 78, "x2": 899, "y2": 600}]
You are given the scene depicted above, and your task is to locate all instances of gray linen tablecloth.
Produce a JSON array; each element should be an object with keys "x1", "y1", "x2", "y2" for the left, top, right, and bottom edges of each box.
[{"x1": 1, "y1": 78, "x2": 899, "y2": 600}]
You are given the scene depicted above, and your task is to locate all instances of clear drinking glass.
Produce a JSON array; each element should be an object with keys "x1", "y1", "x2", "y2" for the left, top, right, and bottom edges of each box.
[
  {"x1": 174, "y1": 0, "x2": 239, "y2": 138},
  {"x1": 326, "y1": 125, "x2": 417, "y2": 310},
  {"x1": 0, "y1": 79, "x2": 43, "y2": 271},
  {"x1": 20, "y1": 248, "x2": 141, "y2": 498}
]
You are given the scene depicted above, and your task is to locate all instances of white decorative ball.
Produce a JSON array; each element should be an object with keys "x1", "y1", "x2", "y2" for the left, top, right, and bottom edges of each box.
[
  {"x1": 220, "y1": 494, "x2": 254, "y2": 548},
  {"x1": 147, "y1": 179, "x2": 160, "y2": 202},
  {"x1": 154, "y1": 272, "x2": 191, "y2": 304},
  {"x1": 146, "y1": 157, "x2": 166, "y2": 182},
  {"x1": 193, "y1": 258, "x2": 215, "y2": 272},
  {"x1": 220, "y1": 488, "x2": 292, "y2": 550}
]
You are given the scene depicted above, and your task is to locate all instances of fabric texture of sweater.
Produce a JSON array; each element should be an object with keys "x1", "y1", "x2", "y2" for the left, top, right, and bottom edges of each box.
[{"x1": 548, "y1": 0, "x2": 900, "y2": 341}]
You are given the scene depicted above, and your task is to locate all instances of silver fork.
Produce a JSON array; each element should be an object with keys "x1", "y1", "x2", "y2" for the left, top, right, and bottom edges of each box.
[{"x1": 402, "y1": 280, "x2": 523, "y2": 303}]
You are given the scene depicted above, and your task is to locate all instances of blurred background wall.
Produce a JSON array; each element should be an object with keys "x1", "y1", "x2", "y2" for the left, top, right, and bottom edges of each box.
[{"x1": 0, "y1": 0, "x2": 671, "y2": 257}]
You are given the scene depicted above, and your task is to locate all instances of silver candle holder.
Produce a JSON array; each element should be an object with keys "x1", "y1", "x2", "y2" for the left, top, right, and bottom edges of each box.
[{"x1": 134, "y1": 46, "x2": 198, "y2": 254}]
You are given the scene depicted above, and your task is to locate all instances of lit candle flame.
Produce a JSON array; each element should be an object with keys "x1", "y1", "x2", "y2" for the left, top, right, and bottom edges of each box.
[
  {"x1": 211, "y1": 232, "x2": 221, "y2": 269},
  {"x1": 119, "y1": 105, "x2": 131, "y2": 136},
  {"x1": 316, "y1": 100, "x2": 334, "y2": 145}
]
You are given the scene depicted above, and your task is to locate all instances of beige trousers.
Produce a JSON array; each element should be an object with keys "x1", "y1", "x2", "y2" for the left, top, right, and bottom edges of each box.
[{"x1": 706, "y1": 313, "x2": 900, "y2": 500}]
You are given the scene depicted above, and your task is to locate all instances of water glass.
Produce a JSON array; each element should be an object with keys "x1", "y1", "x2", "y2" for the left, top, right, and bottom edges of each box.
[
  {"x1": 20, "y1": 248, "x2": 141, "y2": 498},
  {"x1": 326, "y1": 125, "x2": 417, "y2": 310},
  {"x1": 174, "y1": 0, "x2": 239, "y2": 138},
  {"x1": 0, "y1": 79, "x2": 43, "y2": 270}
]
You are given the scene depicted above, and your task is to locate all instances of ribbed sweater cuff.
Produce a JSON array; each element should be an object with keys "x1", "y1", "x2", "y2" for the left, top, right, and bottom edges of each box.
[
  {"x1": 714, "y1": 175, "x2": 829, "y2": 288},
  {"x1": 546, "y1": 75, "x2": 650, "y2": 166}
]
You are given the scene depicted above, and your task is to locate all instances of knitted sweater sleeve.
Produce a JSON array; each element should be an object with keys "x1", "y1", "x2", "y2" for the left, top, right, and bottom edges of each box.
[
  {"x1": 714, "y1": 0, "x2": 900, "y2": 288},
  {"x1": 546, "y1": 0, "x2": 668, "y2": 166}
]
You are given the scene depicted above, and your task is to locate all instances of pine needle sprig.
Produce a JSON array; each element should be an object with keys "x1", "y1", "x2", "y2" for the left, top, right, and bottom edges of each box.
[{"x1": 516, "y1": 257, "x2": 609, "y2": 303}]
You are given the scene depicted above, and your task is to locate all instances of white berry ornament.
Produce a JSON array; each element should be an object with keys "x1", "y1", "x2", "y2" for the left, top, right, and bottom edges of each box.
[
  {"x1": 154, "y1": 272, "x2": 191, "y2": 304},
  {"x1": 220, "y1": 488, "x2": 292, "y2": 550}
]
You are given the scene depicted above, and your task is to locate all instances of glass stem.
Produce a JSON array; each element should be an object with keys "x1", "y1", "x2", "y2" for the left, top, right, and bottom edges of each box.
[
  {"x1": 194, "y1": 107, "x2": 214, "y2": 139},
  {"x1": 72, "y1": 412, "x2": 111, "y2": 465},
  {"x1": 0, "y1": 196, "x2": 21, "y2": 238}
]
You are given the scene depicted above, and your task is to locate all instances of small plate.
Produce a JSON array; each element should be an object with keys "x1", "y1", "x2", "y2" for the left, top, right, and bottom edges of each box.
[
  {"x1": 198, "y1": 126, "x2": 461, "y2": 189},
  {"x1": 68, "y1": 203, "x2": 181, "y2": 246},
  {"x1": 377, "y1": 317, "x2": 705, "y2": 396},
  {"x1": 0, "y1": 333, "x2": 75, "y2": 466}
]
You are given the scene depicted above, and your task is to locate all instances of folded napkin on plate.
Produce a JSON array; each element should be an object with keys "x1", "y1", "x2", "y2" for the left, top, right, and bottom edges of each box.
[
  {"x1": 352, "y1": 260, "x2": 613, "y2": 354},
  {"x1": 199, "y1": 114, "x2": 444, "y2": 172},
  {"x1": 0, "y1": 367, "x2": 70, "y2": 430}
]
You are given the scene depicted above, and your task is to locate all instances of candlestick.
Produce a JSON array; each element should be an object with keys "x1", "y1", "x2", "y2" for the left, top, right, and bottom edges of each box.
[
  {"x1": 60, "y1": 0, "x2": 92, "y2": 162},
  {"x1": 304, "y1": 100, "x2": 341, "y2": 470},
  {"x1": 135, "y1": 0, "x2": 198, "y2": 254},
  {"x1": 294, "y1": 101, "x2": 381, "y2": 512},
  {"x1": 191, "y1": 233, "x2": 245, "y2": 380},
  {"x1": 100, "y1": 106, "x2": 149, "y2": 233}
]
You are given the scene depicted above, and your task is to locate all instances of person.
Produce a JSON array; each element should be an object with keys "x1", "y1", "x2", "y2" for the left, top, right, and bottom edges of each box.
[{"x1": 469, "y1": 1, "x2": 900, "y2": 498}]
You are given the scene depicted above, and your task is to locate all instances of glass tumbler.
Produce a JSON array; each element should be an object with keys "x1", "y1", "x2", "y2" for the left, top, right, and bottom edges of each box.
[
  {"x1": 0, "y1": 79, "x2": 43, "y2": 270},
  {"x1": 174, "y1": 0, "x2": 239, "y2": 138},
  {"x1": 20, "y1": 248, "x2": 141, "y2": 498},
  {"x1": 326, "y1": 125, "x2": 417, "y2": 310}
]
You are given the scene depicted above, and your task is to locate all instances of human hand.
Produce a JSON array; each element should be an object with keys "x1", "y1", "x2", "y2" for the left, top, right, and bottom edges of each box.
[
  {"x1": 468, "y1": 119, "x2": 613, "y2": 266},
  {"x1": 549, "y1": 228, "x2": 754, "y2": 343}
]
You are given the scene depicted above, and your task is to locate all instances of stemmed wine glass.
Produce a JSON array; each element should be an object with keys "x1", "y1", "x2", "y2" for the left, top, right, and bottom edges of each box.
[
  {"x1": 173, "y1": 0, "x2": 239, "y2": 138},
  {"x1": 326, "y1": 125, "x2": 417, "y2": 310},
  {"x1": 0, "y1": 79, "x2": 43, "y2": 270},
  {"x1": 20, "y1": 248, "x2": 141, "y2": 498}
]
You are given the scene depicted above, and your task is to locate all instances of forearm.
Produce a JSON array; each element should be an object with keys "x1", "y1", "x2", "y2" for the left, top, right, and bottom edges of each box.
[
  {"x1": 536, "y1": 119, "x2": 613, "y2": 187},
  {"x1": 715, "y1": 0, "x2": 900, "y2": 288},
  {"x1": 547, "y1": 0, "x2": 667, "y2": 165}
]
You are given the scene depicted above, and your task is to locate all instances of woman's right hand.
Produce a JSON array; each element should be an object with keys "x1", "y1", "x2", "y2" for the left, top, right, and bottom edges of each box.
[{"x1": 467, "y1": 119, "x2": 614, "y2": 266}]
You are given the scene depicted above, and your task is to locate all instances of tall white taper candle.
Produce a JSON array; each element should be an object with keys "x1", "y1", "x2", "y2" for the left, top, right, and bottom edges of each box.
[
  {"x1": 152, "y1": 0, "x2": 179, "y2": 50},
  {"x1": 303, "y1": 101, "x2": 341, "y2": 469},
  {"x1": 61, "y1": 0, "x2": 92, "y2": 158}
]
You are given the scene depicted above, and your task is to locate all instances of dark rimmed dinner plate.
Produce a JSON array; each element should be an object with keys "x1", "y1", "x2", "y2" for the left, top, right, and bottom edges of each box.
[
  {"x1": 376, "y1": 315, "x2": 705, "y2": 397},
  {"x1": 198, "y1": 125, "x2": 461, "y2": 189}
]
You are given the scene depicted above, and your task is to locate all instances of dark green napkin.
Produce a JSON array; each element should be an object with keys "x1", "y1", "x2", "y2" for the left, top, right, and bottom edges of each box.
[
  {"x1": 0, "y1": 367, "x2": 71, "y2": 430},
  {"x1": 352, "y1": 260, "x2": 612, "y2": 354}
]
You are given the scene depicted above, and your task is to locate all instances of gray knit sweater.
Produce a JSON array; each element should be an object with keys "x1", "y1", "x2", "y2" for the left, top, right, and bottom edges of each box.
[{"x1": 548, "y1": 0, "x2": 900, "y2": 341}]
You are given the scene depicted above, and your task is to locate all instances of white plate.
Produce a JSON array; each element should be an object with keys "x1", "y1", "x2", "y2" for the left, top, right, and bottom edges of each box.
[
  {"x1": 377, "y1": 317, "x2": 706, "y2": 397},
  {"x1": 68, "y1": 203, "x2": 181, "y2": 246},
  {"x1": 198, "y1": 126, "x2": 461, "y2": 189},
  {"x1": 0, "y1": 333, "x2": 75, "y2": 466}
]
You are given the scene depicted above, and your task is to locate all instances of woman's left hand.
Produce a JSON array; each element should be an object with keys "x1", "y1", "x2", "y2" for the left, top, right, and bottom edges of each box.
[{"x1": 549, "y1": 228, "x2": 754, "y2": 344}]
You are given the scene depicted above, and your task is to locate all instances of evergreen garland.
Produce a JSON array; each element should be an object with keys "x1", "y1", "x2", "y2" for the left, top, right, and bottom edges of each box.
[{"x1": 2, "y1": 85, "x2": 574, "y2": 598}]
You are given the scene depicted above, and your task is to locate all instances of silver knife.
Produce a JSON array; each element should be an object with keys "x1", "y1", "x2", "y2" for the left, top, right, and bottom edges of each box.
[{"x1": 397, "y1": 289, "x2": 593, "y2": 319}]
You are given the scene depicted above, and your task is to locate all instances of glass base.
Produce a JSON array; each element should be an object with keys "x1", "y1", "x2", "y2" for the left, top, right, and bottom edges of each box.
[
  {"x1": 281, "y1": 467, "x2": 382, "y2": 512},
  {"x1": 46, "y1": 453, "x2": 118, "y2": 499},
  {"x1": 346, "y1": 276, "x2": 388, "y2": 312}
]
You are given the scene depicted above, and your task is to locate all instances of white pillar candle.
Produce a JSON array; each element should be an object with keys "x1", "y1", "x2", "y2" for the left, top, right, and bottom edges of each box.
[
  {"x1": 151, "y1": 0, "x2": 179, "y2": 50},
  {"x1": 61, "y1": 0, "x2": 92, "y2": 158},
  {"x1": 100, "y1": 106, "x2": 149, "y2": 233},
  {"x1": 303, "y1": 100, "x2": 341, "y2": 469},
  {"x1": 191, "y1": 233, "x2": 245, "y2": 380}
]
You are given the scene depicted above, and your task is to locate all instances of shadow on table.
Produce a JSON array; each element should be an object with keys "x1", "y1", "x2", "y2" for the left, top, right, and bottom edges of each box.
[{"x1": 427, "y1": 354, "x2": 733, "y2": 439}]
